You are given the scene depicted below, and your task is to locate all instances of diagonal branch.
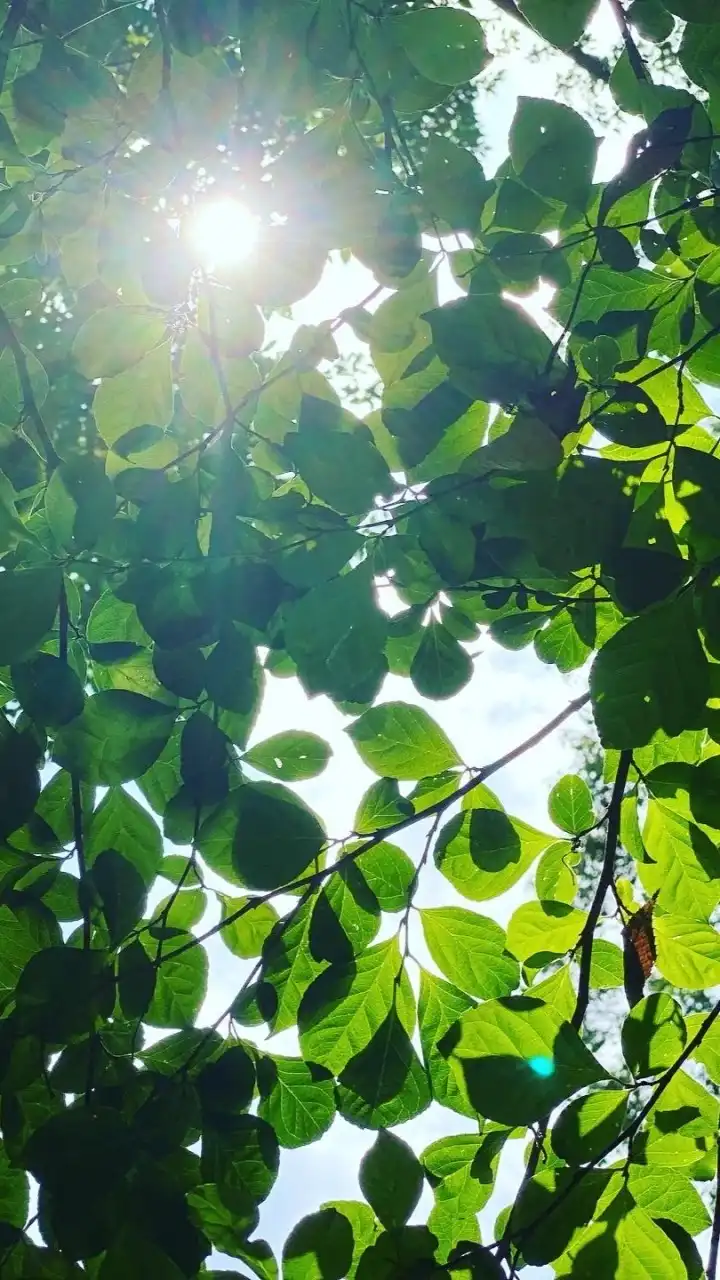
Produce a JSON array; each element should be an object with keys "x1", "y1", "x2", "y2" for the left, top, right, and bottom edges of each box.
[
  {"x1": 159, "y1": 690, "x2": 590, "y2": 966},
  {"x1": 608, "y1": 0, "x2": 648, "y2": 83},
  {"x1": 511, "y1": 993, "x2": 720, "y2": 1252}
]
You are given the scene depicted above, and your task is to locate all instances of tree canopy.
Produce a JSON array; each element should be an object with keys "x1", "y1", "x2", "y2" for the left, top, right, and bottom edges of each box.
[{"x1": 1, "y1": 0, "x2": 720, "y2": 1276}]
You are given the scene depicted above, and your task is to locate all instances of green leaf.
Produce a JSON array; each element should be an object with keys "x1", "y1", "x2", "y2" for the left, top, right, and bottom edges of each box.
[
  {"x1": 118, "y1": 938, "x2": 156, "y2": 1021},
  {"x1": 53, "y1": 691, "x2": 175, "y2": 785},
  {"x1": 518, "y1": 0, "x2": 595, "y2": 48},
  {"x1": 450, "y1": 995, "x2": 608, "y2": 1125},
  {"x1": 202, "y1": 1113, "x2": 279, "y2": 1205},
  {"x1": 355, "y1": 1226, "x2": 439, "y2": 1280},
  {"x1": 640, "y1": 802, "x2": 720, "y2": 919},
  {"x1": 283, "y1": 1209, "x2": 353, "y2": 1280},
  {"x1": 418, "y1": 969, "x2": 475, "y2": 1117},
  {"x1": 435, "y1": 807, "x2": 553, "y2": 901},
  {"x1": 232, "y1": 782, "x2": 326, "y2": 891},
  {"x1": 260, "y1": 899, "x2": 325, "y2": 1035},
  {"x1": 421, "y1": 907, "x2": 519, "y2": 999},
  {"x1": 590, "y1": 938, "x2": 624, "y2": 989},
  {"x1": 180, "y1": 709, "x2": 229, "y2": 807},
  {"x1": 284, "y1": 562, "x2": 387, "y2": 705},
  {"x1": 197, "y1": 1043, "x2": 256, "y2": 1116},
  {"x1": 258, "y1": 1056, "x2": 335, "y2": 1149},
  {"x1": 410, "y1": 623, "x2": 473, "y2": 700},
  {"x1": 45, "y1": 456, "x2": 115, "y2": 551},
  {"x1": 622, "y1": 994, "x2": 686, "y2": 1077},
  {"x1": 507, "y1": 901, "x2": 586, "y2": 963},
  {"x1": 187, "y1": 1182, "x2": 258, "y2": 1261},
  {"x1": 627, "y1": 1165, "x2": 710, "y2": 1235},
  {"x1": 142, "y1": 932, "x2": 208, "y2": 1028},
  {"x1": 354, "y1": 842, "x2": 416, "y2": 913},
  {"x1": 425, "y1": 294, "x2": 556, "y2": 403},
  {"x1": 205, "y1": 627, "x2": 258, "y2": 714},
  {"x1": 92, "y1": 342, "x2": 174, "y2": 446},
  {"x1": 11, "y1": 652, "x2": 84, "y2": 727},
  {"x1": 548, "y1": 774, "x2": 594, "y2": 835},
  {"x1": 654, "y1": 913, "x2": 720, "y2": 988},
  {"x1": 509, "y1": 97, "x2": 598, "y2": 208},
  {"x1": 336, "y1": 1010, "x2": 431, "y2": 1128},
  {"x1": 551, "y1": 1089, "x2": 629, "y2": 1165},
  {"x1": 243, "y1": 731, "x2": 332, "y2": 782},
  {"x1": 86, "y1": 786, "x2": 163, "y2": 885},
  {"x1": 0, "y1": 565, "x2": 61, "y2": 665},
  {"x1": 0, "y1": 903, "x2": 60, "y2": 999},
  {"x1": 289, "y1": 422, "x2": 391, "y2": 515},
  {"x1": 16, "y1": 946, "x2": 112, "y2": 1041},
  {"x1": 309, "y1": 863, "x2": 380, "y2": 964},
  {"x1": 152, "y1": 886, "x2": 206, "y2": 933},
  {"x1": 0, "y1": 1139, "x2": 28, "y2": 1229},
  {"x1": 347, "y1": 701, "x2": 460, "y2": 779},
  {"x1": 219, "y1": 896, "x2": 280, "y2": 960},
  {"x1": 393, "y1": 8, "x2": 488, "y2": 86},
  {"x1": 92, "y1": 849, "x2": 147, "y2": 945},
  {"x1": 535, "y1": 841, "x2": 577, "y2": 904},
  {"x1": 359, "y1": 1131, "x2": 423, "y2": 1230},
  {"x1": 422, "y1": 1130, "x2": 504, "y2": 1255},
  {"x1": 419, "y1": 135, "x2": 489, "y2": 234},
  {"x1": 73, "y1": 305, "x2": 167, "y2": 378},
  {"x1": 320, "y1": 1202, "x2": 379, "y2": 1280},
  {"x1": 353, "y1": 779, "x2": 414, "y2": 834},
  {"x1": 591, "y1": 597, "x2": 710, "y2": 749},
  {"x1": 663, "y1": 0, "x2": 720, "y2": 18},
  {"x1": 298, "y1": 937, "x2": 413, "y2": 1075},
  {"x1": 0, "y1": 345, "x2": 48, "y2": 428},
  {"x1": 687, "y1": 1012, "x2": 720, "y2": 1084}
]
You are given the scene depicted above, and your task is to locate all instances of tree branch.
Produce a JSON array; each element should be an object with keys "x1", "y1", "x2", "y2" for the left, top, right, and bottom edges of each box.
[
  {"x1": 487, "y1": 0, "x2": 611, "y2": 84},
  {"x1": 572, "y1": 749, "x2": 631, "y2": 1031},
  {"x1": 499, "y1": 751, "x2": 629, "y2": 1269},
  {"x1": 159, "y1": 691, "x2": 591, "y2": 966},
  {"x1": 508, "y1": 993, "x2": 720, "y2": 1253},
  {"x1": 607, "y1": 0, "x2": 648, "y2": 83},
  {"x1": 709, "y1": 1137, "x2": 720, "y2": 1280}
]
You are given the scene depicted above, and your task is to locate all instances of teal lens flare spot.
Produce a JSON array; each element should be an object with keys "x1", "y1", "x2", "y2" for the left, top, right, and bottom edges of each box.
[{"x1": 527, "y1": 1055, "x2": 554, "y2": 1078}]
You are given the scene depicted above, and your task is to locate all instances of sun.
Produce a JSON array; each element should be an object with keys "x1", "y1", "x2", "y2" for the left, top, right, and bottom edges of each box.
[{"x1": 187, "y1": 198, "x2": 259, "y2": 270}]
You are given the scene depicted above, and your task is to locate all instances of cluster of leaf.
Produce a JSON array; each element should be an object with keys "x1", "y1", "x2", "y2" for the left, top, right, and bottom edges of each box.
[{"x1": 1, "y1": 0, "x2": 720, "y2": 1277}]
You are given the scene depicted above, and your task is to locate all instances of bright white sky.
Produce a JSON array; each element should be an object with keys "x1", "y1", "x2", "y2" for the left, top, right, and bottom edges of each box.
[{"x1": 180, "y1": 2, "x2": 660, "y2": 1268}]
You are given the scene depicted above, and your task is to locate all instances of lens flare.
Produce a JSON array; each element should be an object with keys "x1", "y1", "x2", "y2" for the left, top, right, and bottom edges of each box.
[
  {"x1": 528, "y1": 1055, "x2": 554, "y2": 1078},
  {"x1": 187, "y1": 198, "x2": 259, "y2": 270}
]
